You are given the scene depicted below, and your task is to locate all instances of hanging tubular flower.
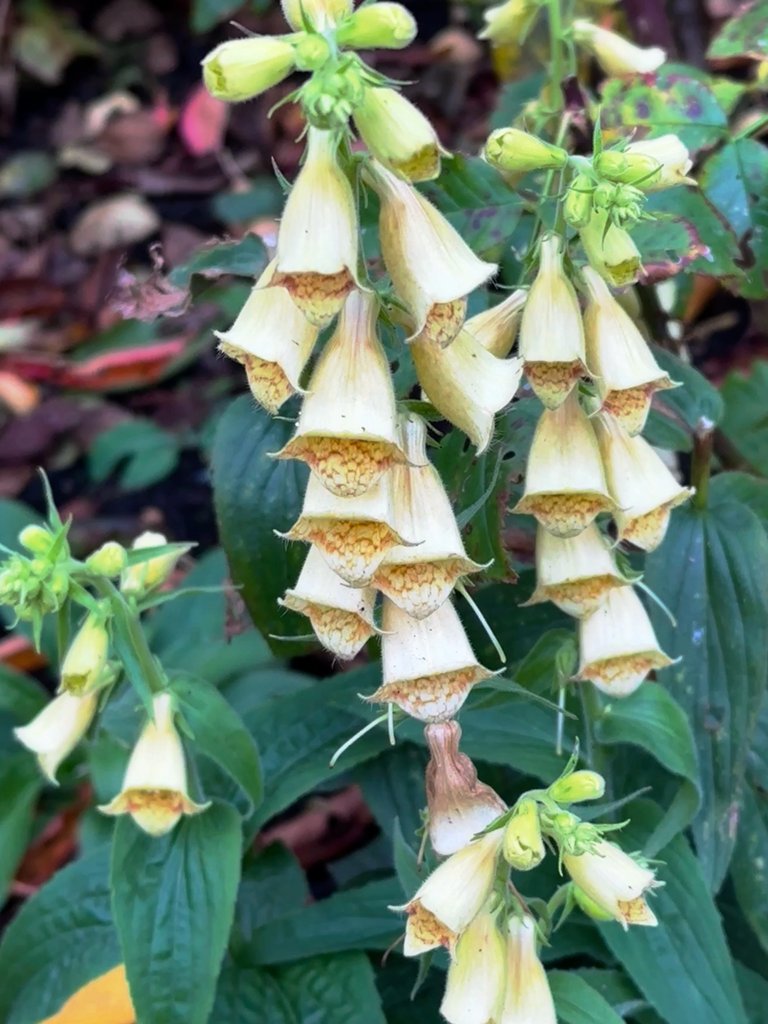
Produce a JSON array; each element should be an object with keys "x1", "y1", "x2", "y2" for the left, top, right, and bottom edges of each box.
[
  {"x1": 479, "y1": 0, "x2": 539, "y2": 45},
  {"x1": 525, "y1": 523, "x2": 628, "y2": 618},
  {"x1": 580, "y1": 208, "x2": 642, "y2": 288},
  {"x1": 367, "y1": 598, "x2": 496, "y2": 722},
  {"x1": 441, "y1": 909, "x2": 507, "y2": 1024},
  {"x1": 60, "y1": 610, "x2": 110, "y2": 695},
  {"x1": 15, "y1": 691, "x2": 99, "y2": 784},
  {"x1": 216, "y1": 261, "x2": 319, "y2": 415},
  {"x1": 202, "y1": 36, "x2": 296, "y2": 103},
  {"x1": 425, "y1": 720, "x2": 507, "y2": 856},
  {"x1": 281, "y1": 0, "x2": 351, "y2": 30},
  {"x1": 518, "y1": 234, "x2": 589, "y2": 408},
  {"x1": 273, "y1": 291, "x2": 405, "y2": 497},
  {"x1": 572, "y1": 20, "x2": 666, "y2": 77},
  {"x1": 273, "y1": 127, "x2": 361, "y2": 326},
  {"x1": 484, "y1": 129, "x2": 568, "y2": 175},
  {"x1": 394, "y1": 830, "x2": 504, "y2": 954},
  {"x1": 500, "y1": 916, "x2": 557, "y2": 1024},
  {"x1": 99, "y1": 692, "x2": 209, "y2": 837},
  {"x1": 279, "y1": 545, "x2": 379, "y2": 660},
  {"x1": 412, "y1": 329, "x2": 523, "y2": 451},
  {"x1": 581, "y1": 267, "x2": 677, "y2": 435},
  {"x1": 368, "y1": 160, "x2": 497, "y2": 347},
  {"x1": 512, "y1": 393, "x2": 616, "y2": 537},
  {"x1": 373, "y1": 414, "x2": 485, "y2": 618},
  {"x1": 335, "y1": 2, "x2": 418, "y2": 50},
  {"x1": 465, "y1": 288, "x2": 527, "y2": 358},
  {"x1": 502, "y1": 798, "x2": 545, "y2": 870},
  {"x1": 353, "y1": 87, "x2": 445, "y2": 183},
  {"x1": 594, "y1": 413, "x2": 693, "y2": 550},
  {"x1": 564, "y1": 839, "x2": 662, "y2": 929},
  {"x1": 280, "y1": 472, "x2": 414, "y2": 586},
  {"x1": 577, "y1": 585, "x2": 673, "y2": 696},
  {"x1": 595, "y1": 134, "x2": 694, "y2": 192}
]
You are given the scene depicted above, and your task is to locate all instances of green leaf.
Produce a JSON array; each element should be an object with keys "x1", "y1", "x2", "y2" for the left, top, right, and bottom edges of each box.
[
  {"x1": 169, "y1": 235, "x2": 268, "y2": 288},
  {"x1": 651, "y1": 345, "x2": 724, "y2": 431},
  {"x1": 644, "y1": 486, "x2": 768, "y2": 889},
  {"x1": 731, "y1": 783, "x2": 768, "y2": 956},
  {"x1": 720, "y1": 361, "x2": 768, "y2": 474},
  {"x1": 711, "y1": 472, "x2": 768, "y2": 531},
  {"x1": 212, "y1": 179, "x2": 284, "y2": 223},
  {"x1": 736, "y1": 962, "x2": 768, "y2": 1024},
  {"x1": 111, "y1": 803, "x2": 242, "y2": 1024},
  {"x1": 598, "y1": 801, "x2": 749, "y2": 1024},
  {"x1": 169, "y1": 673, "x2": 263, "y2": 813},
  {"x1": 0, "y1": 753, "x2": 42, "y2": 898},
  {"x1": 0, "y1": 847, "x2": 118, "y2": 1024},
  {"x1": 0, "y1": 662, "x2": 48, "y2": 724},
  {"x1": 213, "y1": 963, "x2": 295, "y2": 1024},
  {"x1": 708, "y1": 0, "x2": 768, "y2": 60},
  {"x1": 211, "y1": 395, "x2": 310, "y2": 652},
  {"x1": 356, "y1": 742, "x2": 427, "y2": 847},
  {"x1": 276, "y1": 952, "x2": 386, "y2": 1024},
  {"x1": 548, "y1": 971, "x2": 624, "y2": 1024},
  {"x1": 234, "y1": 843, "x2": 309, "y2": 947},
  {"x1": 88, "y1": 420, "x2": 180, "y2": 491}
]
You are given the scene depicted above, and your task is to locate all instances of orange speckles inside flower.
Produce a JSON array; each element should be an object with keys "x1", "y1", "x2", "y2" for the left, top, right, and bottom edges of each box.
[
  {"x1": 424, "y1": 297, "x2": 467, "y2": 347},
  {"x1": 279, "y1": 437, "x2": 402, "y2": 498},
  {"x1": 220, "y1": 348, "x2": 295, "y2": 415},
  {"x1": 283, "y1": 597, "x2": 375, "y2": 660},
  {"x1": 617, "y1": 896, "x2": 658, "y2": 927},
  {"x1": 273, "y1": 268, "x2": 354, "y2": 326},
  {"x1": 369, "y1": 666, "x2": 491, "y2": 722},
  {"x1": 374, "y1": 558, "x2": 477, "y2": 619},
  {"x1": 578, "y1": 650, "x2": 673, "y2": 695},
  {"x1": 525, "y1": 360, "x2": 584, "y2": 408},
  {"x1": 544, "y1": 575, "x2": 626, "y2": 618},
  {"x1": 514, "y1": 492, "x2": 614, "y2": 537},
  {"x1": 286, "y1": 518, "x2": 403, "y2": 585},
  {"x1": 619, "y1": 504, "x2": 673, "y2": 551},
  {"x1": 405, "y1": 900, "x2": 455, "y2": 954},
  {"x1": 601, "y1": 385, "x2": 655, "y2": 436}
]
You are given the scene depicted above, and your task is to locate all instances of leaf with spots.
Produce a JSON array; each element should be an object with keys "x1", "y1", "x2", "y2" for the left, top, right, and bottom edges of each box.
[{"x1": 708, "y1": 0, "x2": 768, "y2": 62}]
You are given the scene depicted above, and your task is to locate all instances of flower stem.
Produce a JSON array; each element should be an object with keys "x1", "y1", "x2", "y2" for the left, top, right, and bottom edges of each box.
[
  {"x1": 547, "y1": 0, "x2": 565, "y2": 115},
  {"x1": 692, "y1": 416, "x2": 715, "y2": 511}
]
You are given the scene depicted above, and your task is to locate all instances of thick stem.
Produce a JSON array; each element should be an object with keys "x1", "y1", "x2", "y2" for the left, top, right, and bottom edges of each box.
[
  {"x1": 547, "y1": 0, "x2": 564, "y2": 114},
  {"x1": 692, "y1": 416, "x2": 715, "y2": 511}
]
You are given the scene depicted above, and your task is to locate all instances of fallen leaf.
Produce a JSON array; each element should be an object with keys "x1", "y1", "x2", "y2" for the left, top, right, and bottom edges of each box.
[
  {"x1": 179, "y1": 84, "x2": 230, "y2": 157},
  {"x1": 70, "y1": 194, "x2": 160, "y2": 255}
]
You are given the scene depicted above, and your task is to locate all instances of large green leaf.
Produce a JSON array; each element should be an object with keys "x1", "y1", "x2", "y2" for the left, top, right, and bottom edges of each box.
[
  {"x1": 0, "y1": 753, "x2": 42, "y2": 898},
  {"x1": 548, "y1": 971, "x2": 624, "y2": 1024},
  {"x1": 720, "y1": 361, "x2": 768, "y2": 475},
  {"x1": 708, "y1": 1, "x2": 768, "y2": 61},
  {"x1": 211, "y1": 395, "x2": 310, "y2": 652},
  {"x1": 731, "y1": 783, "x2": 768, "y2": 956},
  {"x1": 276, "y1": 952, "x2": 386, "y2": 1024},
  {"x1": 356, "y1": 742, "x2": 428, "y2": 849},
  {"x1": 644, "y1": 483, "x2": 768, "y2": 889},
  {"x1": 0, "y1": 848, "x2": 118, "y2": 1024},
  {"x1": 111, "y1": 803, "x2": 242, "y2": 1024}
]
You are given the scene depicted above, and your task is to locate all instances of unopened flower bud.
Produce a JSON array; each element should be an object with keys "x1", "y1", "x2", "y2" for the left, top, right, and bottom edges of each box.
[
  {"x1": 293, "y1": 32, "x2": 332, "y2": 71},
  {"x1": 15, "y1": 691, "x2": 99, "y2": 783},
  {"x1": 202, "y1": 36, "x2": 296, "y2": 102},
  {"x1": 99, "y1": 692, "x2": 210, "y2": 836},
  {"x1": 120, "y1": 531, "x2": 183, "y2": 597},
  {"x1": 503, "y1": 798, "x2": 545, "y2": 870},
  {"x1": 425, "y1": 720, "x2": 507, "y2": 855},
  {"x1": 299, "y1": 55, "x2": 367, "y2": 128},
  {"x1": 563, "y1": 173, "x2": 594, "y2": 229},
  {"x1": 336, "y1": 3, "x2": 417, "y2": 50},
  {"x1": 19, "y1": 524, "x2": 53, "y2": 556},
  {"x1": 479, "y1": 0, "x2": 539, "y2": 45},
  {"x1": 485, "y1": 129, "x2": 568, "y2": 175},
  {"x1": 465, "y1": 288, "x2": 527, "y2": 358},
  {"x1": 353, "y1": 86, "x2": 445, "y2": 182},
  {"x1": 563, "y1": 839, "x2": 662, "y2": 929},
  {"x1": 86, "y1": 541, "x2": 127, "y2": 577},
  {"x1": 502, "y1": 916, "x2": 557, "y2": 1024},
  {"x1": 580, "y1": 207, "x2": 642, "y2": 287},
  {"x1": 596, "y1": 135, "x2": 693, "y2": 192},
  {"x1": 281, "y1": 0, "x2": 351, "y2": 30},
  {"x1": 573, "y1": 20, "x2": 666, "y2": 77},
  {"x1": 549, "y1": 769, "x2": 605, "y2": 804},
  {"x1": 61, "y1": 611, "x2": 110, "y2": 696},
  {"x1": 441, "y1": 909, "x2": 507, "y2": 1024},
  {"x1": 525, "y1": 524, "x2": 627, "y2": 618},
  {"x1": 572, "y1": 885, "x2": 615, "y2": 922}
]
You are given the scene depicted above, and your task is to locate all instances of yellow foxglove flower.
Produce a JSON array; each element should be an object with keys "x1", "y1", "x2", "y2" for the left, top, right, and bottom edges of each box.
[
  {"x1": 563, "y1": 839, "x2": 662, "y2": 929},
  {"x1": 425, "y1": 720, "x2": 507, "y2": 856},
  {"x1": 99, "y1": 693, "x2": 209, "y2": 836},
  {"x1": 512, "y1": 393, "x2": 616, "y2": 537},
  {"x1": 594, "y1": 413, "x2": 693, "y2": 550},
  {"x1": 525, "y1": 523, "x2": 627, "y2": 618},
  {"x1": 549, "y1": 769, "x2": 605, "y2": 804},
  {"x1": 369, "y1": 161, "x2": 497, "y2": 347},
  {"x1": 519, "y1": 234, "x2": 588, "y2": 408},
  {"x1": 202, "y1": 36, "x2": 296, "y2": 102},
  {"x1": 500, "y1": 916, "x2": 557, "y2": 1024},
  {"x1": 485, "y1": 129, "x2": 568, "y2": 175},
  {"x1": 367, "y1": 598, "x2": 496, "y2": 722},
  {"x1": 120, "y1": 531, "x2": 185, "y2": 597},
  {"x1": 373, "y1": 415, "x2": 485, "y2": 618},
  {"x1": 281, "y1": 472, "x2": 413, "y2": 586},
  {"x1": 85, "y1": 541, "x2": 127, "y2": 577},
  {"x1": 279, "y1": 545, "x2": 378, "y2": 660},
  {"x1": 15, "y1": 691, "x2": 99, "y2": 784},
  {"x1": 572, "y1": 20, "x2": 666, "y2": 77},
  {"x1": 274, "y1": 291, "x2": 404, "y2": 497},
  {"x1": 441, "y1": 909, "x2": 507, "y2": 1024},
  {"x1": 577, "y1": 585, "x2": 673, "y2": 696},
  {"x1": 580, "y1": 208, "x2": 641, "y2": 288},
  {"x1": 353, "y1": 86, "x2": 445, "y2": 182},
  {"x1": 281, "y1": 0, "x2": 351, "y2": 30},
  {"x1": 479, "y1": 0, "x2": 539, "y2": 45},
  {"x1": 582, "y1": 266, "x2": 677, "y2": 434},
  {"x1": 274, "y1": 128, "x2": 360, "y2": 326},
  {"x1": 412, "y1": 329, "x2": 523, "y2": 451},
  {"x1": 60, "y1": 611, "x2": 109, "y2": 696},
  {"x1": 216, "y1": 261, "x2": 318, "y2": 415},
  {"x1": 502, "y1": 798, "x2": 545, "y2": 870},
  {"x1": 465, "y1": 288, "x2": 527, "y2": 358},
  {"x1": 395, "y1": 830, "x2": 504, "y2": 951},
  {"x1": 335, "y1": 2, "x2": 417, "y2": 50},
  {"x1": 596, "y1": 134, "x2": 694, "y2": 192}
]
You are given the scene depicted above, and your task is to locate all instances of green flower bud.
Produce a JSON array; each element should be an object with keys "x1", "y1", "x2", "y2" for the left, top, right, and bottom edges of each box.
[
  {"x1": 299, "y1": 56, "x2": 367, "y2": 128},
  {"x1": 61, "y1": 612, "x2": 110, "y2": 696},
  {"x1": 293, "y1": 32, "x2": 332, "y2": 72},
  {"x1": 19, "y1": 525, "x2": 54, "y2": 556},
  {"x1": 281, "y1": 0, "x2": 351, "y2": 31},
  {"x1": 502, "y1": 798, "x2": 545, "y2": 870},
  {"x1": 549, "y1": 769, "x2": 606, "y2": 804},
  {"x1": 202, "y1": 36, "x2": 296, "y2": 103},
  {"x1": 86, "y1": 541, "x2": 128, "y2": 577},
  {"x1": 580, "y1": 208, "x2": 641, "y2": 288},
  {"x1": 120, "y1": 531, "x2": 183, "y2": 597},
  {"x1": 336, "y1": 2, "x2": 417, "y2": 50},
  {"x1": 572, "y1": 885, "x2": 615, "y2": 922},
  {"x1": 563, "y1": 173, "x2": 595, "y2": 229},
  {"x1": 485, "y1": 128, "x2": 568, "y2": 174}
]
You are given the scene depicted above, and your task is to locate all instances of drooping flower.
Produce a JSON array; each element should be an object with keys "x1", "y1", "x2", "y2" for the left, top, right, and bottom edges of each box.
[
  {"x1": 500, "y1": 916, "x2": 557, "y2": 1024},
  {"x1": 580, "y1": 208, "x2": 642, "y2": 288},
  {"x1": 60, "y1": 610, "x2": 110, "y2": 695},
  {"x1": 464, "y1": 288, "x2": 527, "y2": 358},
  {"x1": 353, "y1": 86, "x2": 445, "y2": 182},
  {"x1": 572, "y1": 20, "x2": 666, "y2": 77},
  {"x1": 15, "y1": 691, "x2": 99, "y2": 784},
  {"x1": 502, "y1": 798, "x2": 545, "y2": 871},
  {"x1": 202, "y1": 36, "x2": 297, "y2": 103},
  {"x1": 564, "y1": 839, "x2": 662, "y2": 929},
  {"x1": 441, "y1": 908, "x2": 507, "y2": 1024},
  {"x1": 479, "y1": 0, "x2": 539, "y2": 45}
]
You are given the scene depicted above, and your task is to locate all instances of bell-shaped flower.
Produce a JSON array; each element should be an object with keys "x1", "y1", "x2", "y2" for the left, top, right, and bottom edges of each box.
[
  {"x1": 485, "y1": 129, "x2": 568, "y2": 175},
  {"x1": 367, "y1": 598, "x2": 496, "y2": 722},
  {"x1": 394, "y1": 829, "x2": 504, "y2": 953},
  {"x1": 596, "y1": 134, "x2": 694, "y2": 192},
  {"x1": 564, "y1": 839, "x2": 662, "y2": 929},
  {"x1": 582, "y1": 267, "x2": 677, "y2": 434},
  {"x1": 580, "y1": 208, "x2": 641, "y2": 288},
  {"x1": 500, "y1": 916, "x2": 557, "y2": 1024},
  {"x1": 441, "y1": 908, "x2": 507, "y2": 1024},
  {"x1": 353, "y1": 86, "x2": 445, "y2": 182},
  {"x1": 512, "y1": 393, "x2": 616, "y2": 537},
  {"x1": 577, "y1": 585, "x2": 673, "y2": 696},
  {"x1": 425, "y1": 720, "x2": 507, "y2": 856},
  {"x1": 216, "y1": 261, "x2": 318, "y2": 414},
  {"x1": 202, "y1": 36, "x2": 296, "y2": 102},
  {"x1": 373, "y1": 415, "x2": 485, "y2": 618},
  {"x1": 518, "y1": 235, "x2": 588, "y2": 408},
  {"x1": 15, "y1": 691, "x2": 99, "y2": 784},
  {"x1": 273, "y1": 291, "x2": 404, "y2": 497},
  {"x1": 594, "y1": 412, "x2": 693, "y2": 550},
  {"x1": 120, "y1": 531, "x2": 187, "y2": 597},
  {"x1": 280, "y1": 472, "x2": 414, "y2": 586},
  {"x1": 281, "y1": 0, "x2": 350, "y2": 30},
  {"x1": 60, "y1": 610, "x2": 110, "y2": 695},
  {"x1": 502, "y1": 798, "x2": 545, "y2": 871},
  {"x1": 274, "y1": 128, "x2": 361, "y2": 326},
  {"x1": 572, "y1": 20, "x2": 666, "y2": 77},
  {"x1": 369, "y1": 160, "x2": 496, "y2": 347},
  {"x1": 465, "y1": 288, "x2": 527, "y2": 358},
  {"x1": 525, "y1": 523, "x2": 628, "y2": 618},
  {"x1": 479, "y1": 0, "x2": 539, "y2": 45},
  {"x1": 335, "y1": 2, "x2": 417, "y2": 50},
  {"x1": 99, "y1": 692, "x2": 209, "y2": 836},
  {"x1": 279, "y1": 545, "x2": 379, "y2": 660},
  {"x1": 413, "y1": 329, "x2": 522, "y2": 451}
]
